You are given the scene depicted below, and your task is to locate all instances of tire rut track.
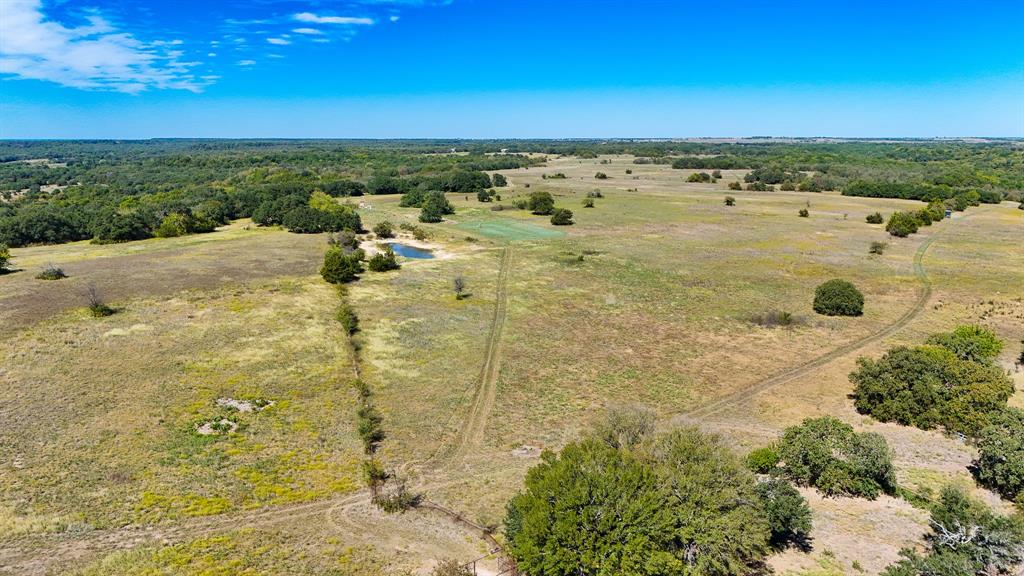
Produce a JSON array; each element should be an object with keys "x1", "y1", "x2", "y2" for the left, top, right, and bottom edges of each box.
[{"x1": 445, "y1": 245, "x2": 512, "y2": 465}]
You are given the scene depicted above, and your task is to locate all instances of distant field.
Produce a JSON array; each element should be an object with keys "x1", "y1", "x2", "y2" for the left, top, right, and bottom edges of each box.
[{"x1": 1, "y1": 155, "x2": 1021, "y2": 575}]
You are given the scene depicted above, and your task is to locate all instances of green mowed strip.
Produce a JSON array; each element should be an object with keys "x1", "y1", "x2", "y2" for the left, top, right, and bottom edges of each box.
[{"x1": 454, "y1": 216, "x2": 565, "y2": 241}]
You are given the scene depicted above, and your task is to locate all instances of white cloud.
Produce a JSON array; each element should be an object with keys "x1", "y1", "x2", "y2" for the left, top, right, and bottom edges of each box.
[
  {"x1": 293, "y1": 12, "x2": 375, "y2": 25},
  {"x1": 0, "y1": 0, "x2": 210, "y2": 93},
  {"x1": 207, "y1": 52, "x2": 217, "y2": 57},
  {"x1": 390, "y1": 15, "x2": 400, "y2": 22},
  {"x1": 267, "y1": 38, "x2": 291, "y2": 45},
  {"x1": 238, "y1": 59, "x2": 256, "y2": 66},
  {"x1": 292, "y1": 28, "x2": 324, "y2": 35}
]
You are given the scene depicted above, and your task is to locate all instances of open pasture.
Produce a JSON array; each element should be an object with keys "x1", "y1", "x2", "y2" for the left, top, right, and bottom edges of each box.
[{"x1": 1, "y1": 153, "x2": 1022, "y2": 575}]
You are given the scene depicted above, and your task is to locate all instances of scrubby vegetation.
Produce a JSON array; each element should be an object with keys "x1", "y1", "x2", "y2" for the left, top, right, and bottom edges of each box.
[
  {"x1": 367, "y1": 246, "x2": 400, "y2": 272},
  {"x1": 724, "y1": 195, "x2": 736, "y2": 206},
  {"x1": 85, "y1": 284, "x2": 115, "y2": 317},
  {"x1": 882, "y1": 486, "x2": 1024, "y2": 576},
  {"x1": 320, "y1": 246, "x2": 364, "y2": 284},
  {"x1": 550, "y1": 208, "x2": 574, "y2": 225},
  {"x1": 528, "y1": 191, "x2": 555, "y2": 215},
  {"x1": 36, "y1": 264, "x2": 67, "y2": 280},
  {"x1": 0, "y1": 243, "x2": 10, "y2": 273},
  {"x1": 866, "y1": 212, "x2": 885, "y2": 224},
  {"x1": 813, "y1": 279, "x2": 864, "y2": 316},
  {"x1": 372, "y1": 220, "x2": 394, "y2": 238}
]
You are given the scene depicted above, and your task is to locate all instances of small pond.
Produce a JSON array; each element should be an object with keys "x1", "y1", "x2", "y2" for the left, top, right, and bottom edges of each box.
[{"x1": 388, "y1": 243, "x2": 435, "y2": 259}]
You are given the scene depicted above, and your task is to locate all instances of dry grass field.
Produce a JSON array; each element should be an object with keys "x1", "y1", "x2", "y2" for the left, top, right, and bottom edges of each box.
[{"x1": 1, "y1": 155, "x2": 1022, "y2": 575}]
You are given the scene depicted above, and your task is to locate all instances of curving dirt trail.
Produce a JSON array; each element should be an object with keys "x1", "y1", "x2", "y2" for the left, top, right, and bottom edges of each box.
[{"x1": 681, "y1": 212, "x2": 973, "y2": 422}]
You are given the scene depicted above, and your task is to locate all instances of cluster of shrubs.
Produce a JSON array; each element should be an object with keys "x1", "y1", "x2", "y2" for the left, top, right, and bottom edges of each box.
[
  {"x1": 504, "y1": 406, "x2": 814, "y2": 575},
  {"x1": 475, "y1": 189, "x2": 499, "y2": 202},
  {"x1": 742, "y1": 167, "x2": 834, "y2": 192},
  {"x1": 748, "y1": 416, "x2": 897, "y2": 499},
  {"x1": 320, "y1": 226, "x2": 403, "y2": 284},
  {"x1": 400, "y1": 189, "x2": 454, "y2": 223},
  {"x1": 851, "y1": 325, "x2": 1022, "y2": 504},
  {"x1": 885, "y1": 200, "x2": 946, "y2": 237},
  {"x1": 253, "y1": 190, "x2": 362, "y2": 235},
  {"x1": 843, "y1": 180, "x2": 1002, "y2": 204}
]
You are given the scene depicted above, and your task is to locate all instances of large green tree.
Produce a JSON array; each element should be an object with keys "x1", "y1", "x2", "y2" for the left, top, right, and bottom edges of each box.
[
  {"x1": 850, "y1": 345, "x2": 1013, "y2": 435},
  {"x1": 776, "y1": 417, "x2": 896, "y2": 499},
  {"x1": 974, "y1": 407, "x2": 1024, "y2": 504},
  {"x1": 505, "y1": 428, "x2": 771, "y2": 576}
]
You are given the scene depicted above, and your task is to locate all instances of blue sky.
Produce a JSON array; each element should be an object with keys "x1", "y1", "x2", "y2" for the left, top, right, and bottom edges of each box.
[{"x1": 1, "y1": 0, "x2": 1022, "y2": 138}]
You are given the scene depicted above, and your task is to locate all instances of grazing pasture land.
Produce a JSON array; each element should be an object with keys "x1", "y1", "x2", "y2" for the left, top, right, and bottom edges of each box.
[{"x1": 1, "y1": 141, "x2": 1022, "y2": 575}]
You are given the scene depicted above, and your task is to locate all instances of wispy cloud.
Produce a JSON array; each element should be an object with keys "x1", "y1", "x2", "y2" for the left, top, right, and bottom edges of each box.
[
  {"x1": 292, "y1": 28, "x2": 324, "y2": 35},
  {"x1": 390, "y1": 16, "x2": 401, "y2": 22},
  {"x1": 267, "y1": 38, "x2": 291, "y2": 45},
  {"x1": 0, "y1": 0, "x2": 210, "y2": 93},
  {"x1": 293, "y1": 12, "x2": 375, "y2": 25},
  {"x1": 238, "y1": 59, "x2": 256, "y2": 66}
]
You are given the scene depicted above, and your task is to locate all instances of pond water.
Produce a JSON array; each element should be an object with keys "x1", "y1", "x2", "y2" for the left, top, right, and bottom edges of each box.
[{"x1": 388, "y1": 243, "x2": 435, "y2": 259}]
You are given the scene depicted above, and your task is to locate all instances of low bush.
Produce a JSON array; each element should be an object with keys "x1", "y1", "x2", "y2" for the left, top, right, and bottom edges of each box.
[
  {"x1": 749, "y1": 310, "x2": 804, "y2": 328},
  {"x1": 869, "y1": 241, "x2": 887, "y2": 255},
  {"x1": 747, "y1": 182, "x2": 773, "y2": 192},
  {"x1": 866, "y1": 212, "x2": 885, "y2": 224},
  {"x1": 712, "y1": 170, "x2": 723, "y2": 179},
  {"x1": 550, "y1": 208, "x2": 574, "y2": 225},
  {"x1": 813, "y1": 279, "x2": 864, "y2": 316},
  {"x1": 724, "y1": 196, "x2": 736, "y2": 206},
  {"x1": 357, "y1": 403, "x2": 385, "y2": 454},
  {"x1": 625, "y1": 169, "x2": 632, "y2": 175},
  {"x1": 85, "y1": 285, "x2": 115, "y2": 317},
  {"x1": 746, "y1": 445, "x2": 781, "y2": 473},
  {"x1": 594, "y1": 172, "x2": 608, "y2": 180},
  {"x1": 586, "y1": 190, "x2": 603, "y2": 198},
  {"x1": 687, "y1": 172, "x2": 712, "y2": 183},
  {"x1": 528, "y1": 191, "x2": 555, "y2": 215},
  {"x1": 776, "y1": 416, "x2": 896, "y2": 499},
  {"x1": 476, "y1": 189, "x2": 493, "y2": 202},
  {"x1": 491, "y1": 173, "x2": 507, "y2": 187},
  {"x1": 320, "y1": 247, "x2": 364, "y2": 284},
  {"x1": 886, "y1": 211, "x2": 920, "y2": 237},
  {"x1": 367, "y1": 246, "x2": 400, "y2": 272},
  {"x1": 373, "y1": 482, "x2": 420, "y2": 513},
  {"x1": 430, "y1": 559, "x2": 473, "y2": 576},
  {"x1": 36, "y1": 264, "x2": 66, "y2": 280},
  {"x1": 728, "y1": 181, "x2": 743, "y2": 190},
  {"x1": 336, "y1": 302, "x2": 359, "y2": 335},
  {"x1": 798, "y1": 208, "x2": 809, "y2": 217},
  {"x1": 372, "y1": 221, "x2": 394, "y2": 238},
  {"x1": 582, "y1": 198, "x2": 594, "y2": 208}
]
